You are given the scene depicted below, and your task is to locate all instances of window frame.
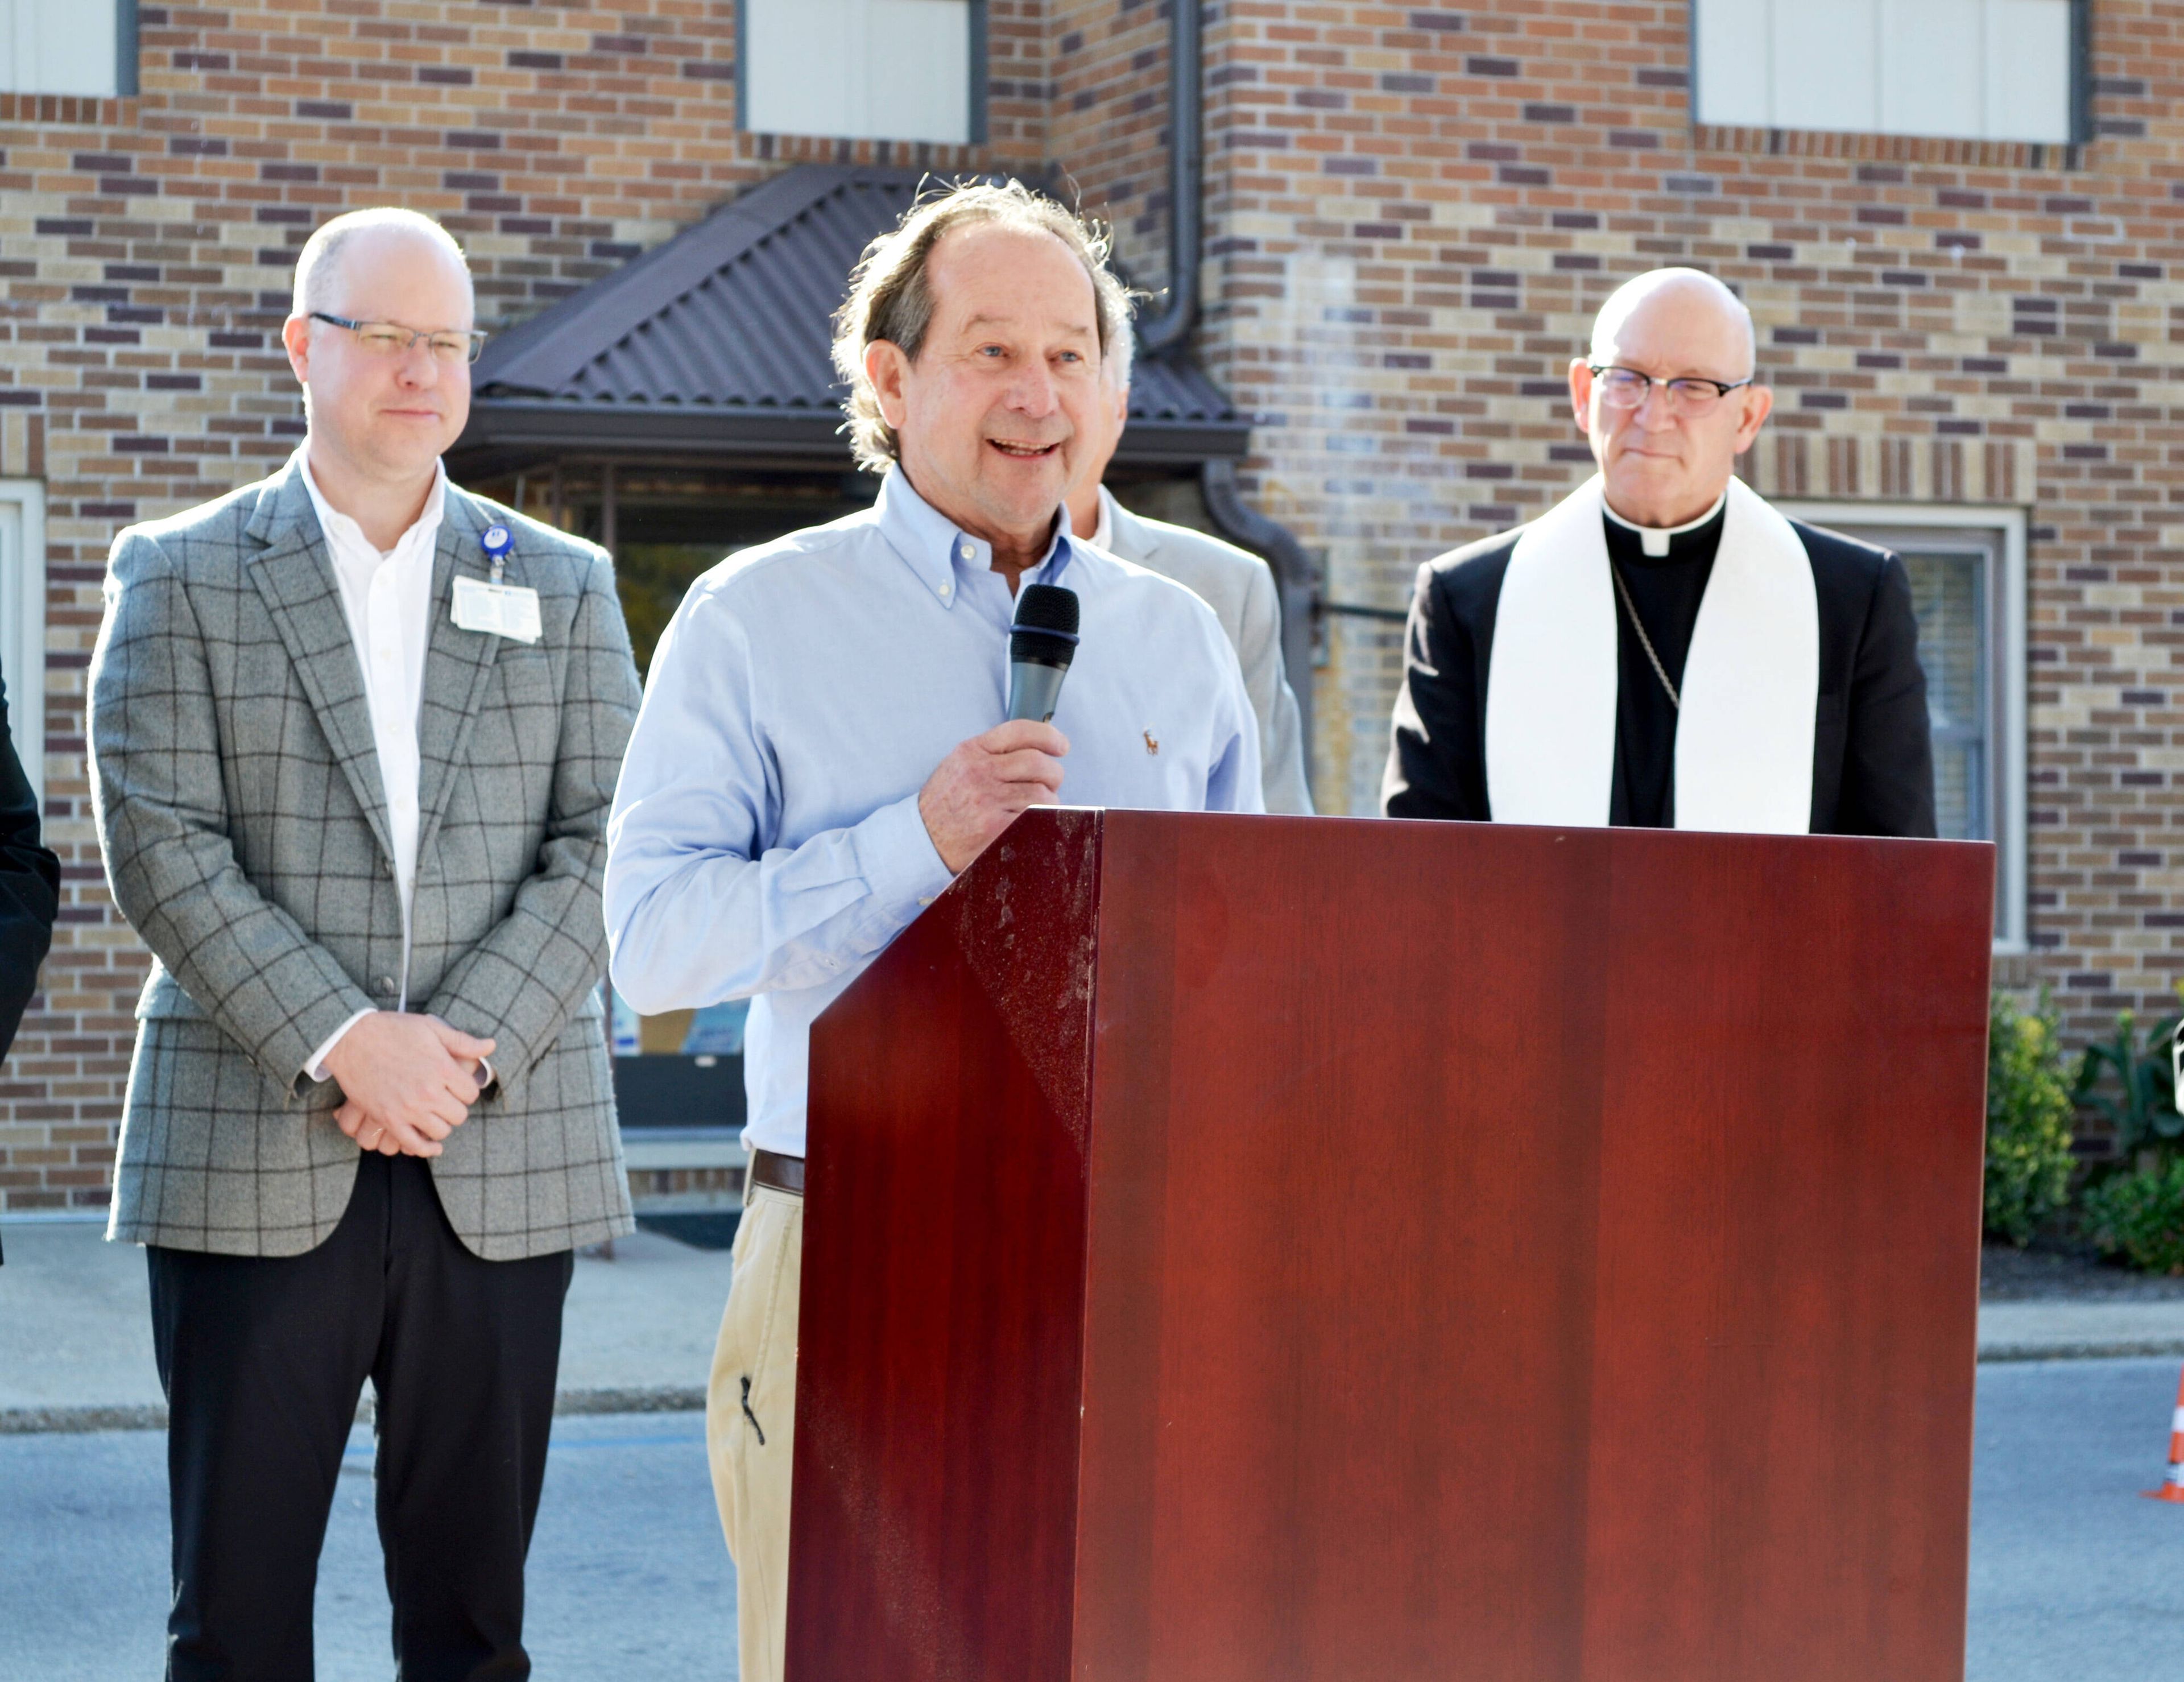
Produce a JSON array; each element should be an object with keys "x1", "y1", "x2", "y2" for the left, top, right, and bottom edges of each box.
[
  {"x1": 1689, "y1": 0, "x2": 2092, "y2": 147},
  {"x1": 0, "y1": 0, "x2": 138, "y2": 99},
  {"x1": 0, "y1": 479, "x2": 46, "y2": 809},
  {"x1": 1774, "y1": 499, "x2": 2028, "y2": 953},
  {"x1": 735, "y1": 0, "x2": 987, "y2": 147}
]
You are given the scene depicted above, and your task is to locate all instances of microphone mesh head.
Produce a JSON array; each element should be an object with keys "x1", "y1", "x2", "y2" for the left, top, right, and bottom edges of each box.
[{"x1": 1012, "y1": 584, "x2": 1079, "y2": 637}]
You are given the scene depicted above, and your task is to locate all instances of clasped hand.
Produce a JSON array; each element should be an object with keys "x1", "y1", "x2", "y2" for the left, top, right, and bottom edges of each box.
[{"x1": 324, "y1": 1011, "x2": 497, "y2": 1159}]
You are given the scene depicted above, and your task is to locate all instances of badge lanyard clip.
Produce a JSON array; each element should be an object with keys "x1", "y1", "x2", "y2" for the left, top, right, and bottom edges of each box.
[{"x1": 481, "y1": 522, "x2": 513, "y2": 584}]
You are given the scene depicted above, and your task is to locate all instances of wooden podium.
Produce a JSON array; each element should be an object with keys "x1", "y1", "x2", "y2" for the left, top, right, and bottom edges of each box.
[{"x1": 793, "y1": 810, "x2": 1994, "y2": 1682}]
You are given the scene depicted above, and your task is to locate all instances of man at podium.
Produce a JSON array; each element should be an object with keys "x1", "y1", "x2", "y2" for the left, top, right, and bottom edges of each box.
[
  {"x1": 602, "y1": 180, "x2": 1260, "y2": 1682},
  {"x1": 1383, "y1": 267, "x2": 1936, "y2": 838}
]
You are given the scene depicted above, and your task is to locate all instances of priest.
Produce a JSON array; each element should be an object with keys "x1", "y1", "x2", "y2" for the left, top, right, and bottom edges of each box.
[{"x1": 1382, "y1": 268, "x2": 1935, "y2": 837}]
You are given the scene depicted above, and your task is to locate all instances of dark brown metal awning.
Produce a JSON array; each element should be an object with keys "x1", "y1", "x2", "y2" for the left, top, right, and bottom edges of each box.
[{"x1": 451, "y1": 164, "x2": 1253, "y2": 478}]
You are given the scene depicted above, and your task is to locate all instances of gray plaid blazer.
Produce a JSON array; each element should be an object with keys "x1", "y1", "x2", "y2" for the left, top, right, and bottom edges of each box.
[{"x1": 90, "y1": 457, "x2": 642, "y2": 1260}]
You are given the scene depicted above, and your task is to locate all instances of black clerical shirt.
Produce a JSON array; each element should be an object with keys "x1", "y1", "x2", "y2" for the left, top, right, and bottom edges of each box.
[
  {"x1": 1382, "y1": 495, "x2": 1936, "y2": 838},
  {"x1": 1606, "y1": 503, "x2": 1724, "y2": 828}
]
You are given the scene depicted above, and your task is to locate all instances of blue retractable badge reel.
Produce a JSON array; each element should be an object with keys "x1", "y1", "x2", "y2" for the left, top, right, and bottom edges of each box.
[{"x1": 481, "y1": 523, "x2": 513, "y2": 584}]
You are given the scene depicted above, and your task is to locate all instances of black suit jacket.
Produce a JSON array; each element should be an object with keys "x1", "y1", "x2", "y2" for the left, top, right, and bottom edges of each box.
[
  {"x1": 0, "y1": 668, "x2": 60, "y2": 1264},
  {"x1": 1381, "y1": 517, "x2": 1938, "y2": 838}
]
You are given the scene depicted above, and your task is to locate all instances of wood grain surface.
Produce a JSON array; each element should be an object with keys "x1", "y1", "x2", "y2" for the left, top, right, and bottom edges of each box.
[{"x1": 796, "y1": 809, "x2": 1993, "y2": 1682}]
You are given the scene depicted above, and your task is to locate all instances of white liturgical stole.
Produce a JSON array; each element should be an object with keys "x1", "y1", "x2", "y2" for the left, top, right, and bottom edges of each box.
[{"x1": 1483, "y1": 474, "x2": 1819, "y2": 834}]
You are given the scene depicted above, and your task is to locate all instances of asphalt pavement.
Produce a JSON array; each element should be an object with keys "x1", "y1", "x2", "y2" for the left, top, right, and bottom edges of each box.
[
  {"x1": 1966, "y1": 1357, "x2": 2184, "y2": 1682},
  {"x1": 8, "y1": 1221, "x2": 2184, "y2": 1678},
  {"x1": 5, "y1": 1361, "x2": 2184, "y2": 1679},
  {"x1": 0, "y1": 1412, "x2": 734, "y2": 1680}
]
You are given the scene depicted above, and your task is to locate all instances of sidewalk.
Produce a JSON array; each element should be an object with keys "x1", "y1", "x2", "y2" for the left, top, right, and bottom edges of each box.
[
  {"x1": 0, "y1": 1219, "x2": 731, "y2": 1433},
  {"x1": 1976, "y1": 1299, "x2": 2184, "y2": 1362},
  {"x1": 7, "y1": 1220, "x2": 2182, "y2": 1432}
]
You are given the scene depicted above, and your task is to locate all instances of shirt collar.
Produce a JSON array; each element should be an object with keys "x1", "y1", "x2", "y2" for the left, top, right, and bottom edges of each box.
[
  {"x1": 296, "y1": 446, "x2": 447, "y2": 563},
  {"x1": 1092, "y1": 485, "x2": 1117, "y2": 553},
  {"x1": 876, "y1": 466, "x2": 1076, "y2": 607},
  {"x1": 1602, "y1": 487, "x2": 1728, "y2": 559}
]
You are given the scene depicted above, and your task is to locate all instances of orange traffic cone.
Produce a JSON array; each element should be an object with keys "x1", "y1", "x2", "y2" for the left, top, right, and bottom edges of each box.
[{"x1": 2144, "y1": 1363, "x2": 2184, "y2": 1503}]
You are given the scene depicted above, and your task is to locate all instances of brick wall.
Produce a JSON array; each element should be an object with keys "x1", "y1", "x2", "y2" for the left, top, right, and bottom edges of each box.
[
  {"x1": 7, "y1": 0, "x2": 2183, "y2": 1210},
  {"x1": 1046, "y1": 0, "x2": 1176, "y2": 301},
  {"x1": 1188, "y1": 0, "x2": 2184, "y2": 1041},
  {"x1": 0, "y1": 0, "x2": 1052, "y2": 1212}
]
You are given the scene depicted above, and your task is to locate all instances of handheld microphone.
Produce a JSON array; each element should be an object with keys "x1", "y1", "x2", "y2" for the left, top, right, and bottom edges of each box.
[{"x1": 1006, "y1": 584, "x2": 1080, "y2": 724}]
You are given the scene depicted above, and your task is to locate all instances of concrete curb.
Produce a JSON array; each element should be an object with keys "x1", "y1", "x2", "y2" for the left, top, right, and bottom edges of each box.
[
  {"x1": 1978, "y1": 1338, "x2": 2184, "y2": 1363},
  {"x1": 555, "y1": 1385, "x2": 707, "y2": 1416},
  {"x1": 1, "y1": 1385, "x2": 709, "y2": 1436},
  {"x1": 19, "y1": 1350, "x2": 2184, "y2": 1432},
  {"x1": 0, "y1": 1404, "x2": 167, "y2": 1435}
]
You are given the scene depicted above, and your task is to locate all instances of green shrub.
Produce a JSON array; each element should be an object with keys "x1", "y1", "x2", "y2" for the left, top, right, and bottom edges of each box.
[
  {"x1": 1984, "y1": 991, "x2": 2077, "y2": 1246},
  {"x1": 2072, "y1": 987, "x2": 2183, "y2": 1162},
  {"x1": 2083, "y1": 1159, "x2": 2184, "y2": 1276}
]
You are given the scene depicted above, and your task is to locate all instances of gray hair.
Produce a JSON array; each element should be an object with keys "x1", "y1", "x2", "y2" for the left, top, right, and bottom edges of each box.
[
  {"x1": 292, "y1": 208, "x2": 472, "y2": 317},
  {"x1": 832, "y1": 179, "x2": 1135, "y2": 472}
]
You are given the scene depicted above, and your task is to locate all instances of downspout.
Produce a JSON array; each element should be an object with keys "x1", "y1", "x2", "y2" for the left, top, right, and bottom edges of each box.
[
  {"x1": 1132, "y1": 0, "x2": 1320, "y2": 783},
  {"x1": 1134, "y1": 0, "x2": 1201, "y2": 357}
]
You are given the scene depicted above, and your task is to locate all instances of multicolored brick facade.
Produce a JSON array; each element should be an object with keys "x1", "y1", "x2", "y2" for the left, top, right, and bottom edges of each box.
[{"x1": 3, "y1": 0, "x2": 2179, "y2": 1209}]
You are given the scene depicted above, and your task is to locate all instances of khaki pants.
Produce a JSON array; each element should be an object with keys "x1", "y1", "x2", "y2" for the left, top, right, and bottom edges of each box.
[{"x1": 708, "y1": 1182, "x2": 803, "y2": 1682}]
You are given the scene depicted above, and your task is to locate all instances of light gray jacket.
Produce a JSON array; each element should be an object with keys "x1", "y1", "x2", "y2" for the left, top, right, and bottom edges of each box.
[
  {"x1": 89, "y1": 457, "x2": 642, "y2": 1260},
  {"x1": 1098, "y1": 489, "x2": 1314, "y2": 815}
]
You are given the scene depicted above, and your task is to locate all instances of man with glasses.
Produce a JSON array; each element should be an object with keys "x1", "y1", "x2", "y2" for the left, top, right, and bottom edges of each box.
[
  {"x1": 1384, "y1": 267, "x2": 1935, "y2": 838},
  {"x1": 89, "y1": 206, "x2": 641, "y2": 1679}
]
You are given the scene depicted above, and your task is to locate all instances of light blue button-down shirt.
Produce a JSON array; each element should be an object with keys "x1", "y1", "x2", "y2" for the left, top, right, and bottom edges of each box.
[{"x1": 604, "y1": 468, "x2": 1263, "y2": 1155}]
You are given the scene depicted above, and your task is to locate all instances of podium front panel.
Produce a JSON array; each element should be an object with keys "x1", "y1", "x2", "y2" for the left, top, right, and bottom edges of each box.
[{"x1": 1072, "y1": 815, "x2": 1988, "y2": 1682}]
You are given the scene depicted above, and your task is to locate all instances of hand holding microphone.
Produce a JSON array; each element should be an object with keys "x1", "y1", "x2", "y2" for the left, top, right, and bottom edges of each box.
[{"x1": 917, "y1": 585, "x2": 1081, "y2": 875}]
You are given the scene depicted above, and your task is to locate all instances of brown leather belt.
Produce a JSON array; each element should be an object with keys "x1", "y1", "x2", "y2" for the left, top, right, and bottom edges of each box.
[{"x1": 748, "y1": 1147, "x2": 805, "y2": 1197}]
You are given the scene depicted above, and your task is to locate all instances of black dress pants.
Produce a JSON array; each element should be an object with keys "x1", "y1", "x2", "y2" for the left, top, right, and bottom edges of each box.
[{"x1": 147, "y1": 1153, "x2": 575, "y2": 1682}]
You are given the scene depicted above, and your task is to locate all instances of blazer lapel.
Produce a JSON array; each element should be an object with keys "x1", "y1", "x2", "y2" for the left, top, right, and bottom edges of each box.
[
  {"x1": 413, "y1": 487, "x2": 503, "y2": 860},
  {"x1": 1101, "y1": 491, "x2": 1160, "y2": 565},
  {"x1": 244, "y1": 464, "x2": 398, "y2": 861}
]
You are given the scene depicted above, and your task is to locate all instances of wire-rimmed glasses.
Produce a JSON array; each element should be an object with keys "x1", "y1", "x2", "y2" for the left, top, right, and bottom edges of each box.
[{"x1": 309, "y1": 312, "x2": 488, "y2": 365}]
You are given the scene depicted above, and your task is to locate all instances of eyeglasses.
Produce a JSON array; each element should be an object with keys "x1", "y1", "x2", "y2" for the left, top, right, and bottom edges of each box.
[
  {"x1": 1589, "y1": 365, "x2": 1753, "y2": 418},
  {"x1": 309, "y1": 312, "x2": 488, "y2": 365}
]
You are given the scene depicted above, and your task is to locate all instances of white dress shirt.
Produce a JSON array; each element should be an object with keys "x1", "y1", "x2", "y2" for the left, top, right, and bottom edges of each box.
[
  {"x1": 605, "y1": 467, "x2": 1261, "y2": 1157},
  {"x1": 296, "y1": 449, "x2": 444, "y2": 1082}
]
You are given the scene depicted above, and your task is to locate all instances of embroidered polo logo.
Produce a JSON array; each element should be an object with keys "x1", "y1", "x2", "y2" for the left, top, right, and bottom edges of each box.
[{"x1": 1143, "y1": 729, "x2": 1160, "y2": 755}]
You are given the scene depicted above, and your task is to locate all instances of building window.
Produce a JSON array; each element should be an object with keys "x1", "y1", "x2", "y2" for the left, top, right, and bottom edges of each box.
[
  {"x1": 1694, "y1": 0, "x2": 2082, "y2": 144},
  {"x1": 1777, "y1": 502, "x2": 2028, "y2": 951},
  {"x1": 740, "y1": 0, "x2": 981, "y2": 146},
  {"x1": 0, "y1": 481, "x2": 44, "y2": 808},
  {"x1": 0, "y1": 0, "x2": 136, "y2": 98}
]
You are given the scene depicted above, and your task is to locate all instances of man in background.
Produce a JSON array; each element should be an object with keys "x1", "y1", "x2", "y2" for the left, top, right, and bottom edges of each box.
[
  {"x1": 1064, "y1": 337, "x2": 1313, "y2": 814},
  {"x1": 1384, "y1": 267, "x2": 1933, "y2": 838},
  {"x1": 0, "y1": 667, "x2": 59, "y2": 1267},
  {"x1": 605, "y1": 179, "x2": 1259, "y2": 1682},
  {"x1": 90, "y1": 206, "x2": 640, "y2": 1680}
]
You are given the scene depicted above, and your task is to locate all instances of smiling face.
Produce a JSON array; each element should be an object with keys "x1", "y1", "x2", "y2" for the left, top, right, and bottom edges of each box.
[
  {"x1": 1567, "y1": 270, "x2": 1774, "y2": 528},
  {"x1": 282, "y1": 225, "x2": 475, "y2": 492},
  {"x1": 866, "y1": 221, "x2": 1104, "y2": 560}
]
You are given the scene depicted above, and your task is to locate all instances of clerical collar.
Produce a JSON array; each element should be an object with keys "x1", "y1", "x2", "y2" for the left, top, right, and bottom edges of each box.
[{"x1": 1603, "y1": 490, "x2": 1728, "y2": 558}]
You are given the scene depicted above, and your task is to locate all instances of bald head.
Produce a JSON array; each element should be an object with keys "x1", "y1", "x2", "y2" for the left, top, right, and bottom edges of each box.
[
  {"x1": 292, "y1": 207, "x2": 471, "y2": 319},
  {"x1": 1589, "y1": 267, "x2": 1755, "y2": 378}
]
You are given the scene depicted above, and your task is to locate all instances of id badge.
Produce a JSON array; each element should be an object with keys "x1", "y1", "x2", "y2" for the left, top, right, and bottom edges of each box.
[{"x1": 451, "y1": 576, "x2": 543, "y2": 644}]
